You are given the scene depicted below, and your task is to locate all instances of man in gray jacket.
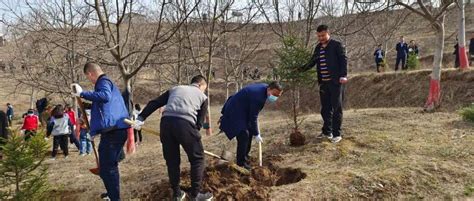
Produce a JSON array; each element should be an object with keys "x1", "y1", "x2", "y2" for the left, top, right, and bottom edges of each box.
[{"x1": 133, "y1": 75, "x2": 212, "y2": 201}]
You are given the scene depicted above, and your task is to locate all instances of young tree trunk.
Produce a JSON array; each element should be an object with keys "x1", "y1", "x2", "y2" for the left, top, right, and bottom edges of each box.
[
  {"x1": 29, "y1": 86, "x2": 36, "y2": 110},
  {"x1": 425, "y1": 19, "x2": 445, "y2": 111},
  {"x1": 458, "y1": 0, "x2": 469, "y2": 70},
  {"x1": 124, "y1": 76, "x2": 133, "y2": 115}
]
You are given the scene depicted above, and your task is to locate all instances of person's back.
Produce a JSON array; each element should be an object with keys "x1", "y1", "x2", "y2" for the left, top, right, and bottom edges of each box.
[
  {"x1": 49, "y1": 116, "x2": 71, "y2": 136},
  {"x1": 163, "y1": 85, "x2": 207, "y2": 124}
]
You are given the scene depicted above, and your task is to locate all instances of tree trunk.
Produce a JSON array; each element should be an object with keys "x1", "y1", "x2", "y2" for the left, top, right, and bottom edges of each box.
[
  {"x1": 458, "y1": 0, "x2": 469, "y2": 70},
  {"x1": 29, "y1": 86, "x2": 35, "y2": 109},
  {"x1": 425, "y1": 19, "x2": 445, "y2": 111},
  {"x1": 124, "y1": 76, "x2": 133, "y2": 115}
]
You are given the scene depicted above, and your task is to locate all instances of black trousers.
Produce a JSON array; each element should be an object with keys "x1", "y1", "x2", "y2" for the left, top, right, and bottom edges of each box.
[
  {"x1": 24, "y1": 130, "x2": 37, "y2": 141},
  {"x1": 236, "y1": 130, "x2": 253, "y2": 166},
  {"x1": 160, "y1": 116, "x2": 204, "y2": 198},
  {"x1": 52, "y1": 135, "x2": 69, "y2": 157},
  {"x1": 134, "y1": 129, "x2": 142, "y2": 143},
  {"x1": 395, "y1": 55, "x2": 407, "y2": 71},
  {"x1": 319, "y1": 82, "x2": 344, "y2": 137}
]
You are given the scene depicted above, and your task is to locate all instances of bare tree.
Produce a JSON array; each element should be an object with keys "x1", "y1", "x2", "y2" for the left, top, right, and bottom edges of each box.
[
  {"x1": 86, "y1": 0, "x2": 200, "y2": 112},
  {"x1": 457, "y1": 0, "x2": 469, "y2": 69},
  {"x1": 396, "y1": 0, "x2": 456, "y2": 111}
]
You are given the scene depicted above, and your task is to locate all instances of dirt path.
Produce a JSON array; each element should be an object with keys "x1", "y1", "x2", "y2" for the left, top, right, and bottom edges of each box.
[{"x1": 45, "y1": 107, "x2": 474, "y2": 200}]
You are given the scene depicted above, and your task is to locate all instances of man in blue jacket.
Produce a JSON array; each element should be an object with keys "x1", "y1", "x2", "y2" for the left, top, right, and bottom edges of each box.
[
  {"x1": 300, "y1": 24, "x2": 347, "y2": 144},
  {"x1": 219, "y1": 81, "x2": 283, "y2": 170},
  {"x1": 395, "y1": 36, "x2": 409, "y2": 71},
  {"x1": 71, "y1": 63, "x2": 130, "y2": 201},
  {"x1": 6, "y1": 103, "x2": 13, "y2": 127}
]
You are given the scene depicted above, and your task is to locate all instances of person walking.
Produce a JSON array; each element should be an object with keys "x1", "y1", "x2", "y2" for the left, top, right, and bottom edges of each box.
[
  {"x1": 373, "y1": 44, "x2": 385, "y2": 73},
  {"x1": 46, "y1": 105, "x2": 75, "y2": 160},
  {"x1": 6, "y1": 103, "x2": 14, "y2": 127}
]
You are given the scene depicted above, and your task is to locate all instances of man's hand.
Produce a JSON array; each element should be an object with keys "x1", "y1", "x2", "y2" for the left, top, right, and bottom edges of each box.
[
  {"x1": 255, "y1": 134, "x2": 263, "y2": 143},
  {"x1": 132, "y1": 120, "x2": 145, "y2": 130},
  {"x1": 339, "y1": 77, "x2": 348, "y2": 84},
  {"x1": 71, "y1": 83, "x2": 83, "y2": 97}
]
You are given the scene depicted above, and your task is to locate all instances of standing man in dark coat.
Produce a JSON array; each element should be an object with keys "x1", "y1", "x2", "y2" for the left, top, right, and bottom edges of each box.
[
  {"x1": 219, "y1": 81, "x2": 283, "y2": 169},
  {"x1": 133, "y1": 75, "x2": 213, "y2": 201},
  {"x1": 300, "y1": 24, "x2": 347, "y2": 143},
  {"x1": 395, "y1": 36, "x2": 409, "y2": 71}
]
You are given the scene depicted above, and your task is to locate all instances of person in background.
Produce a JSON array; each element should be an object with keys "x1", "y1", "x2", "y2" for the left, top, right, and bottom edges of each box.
[
  {"x1": 6, "y1": 103, "x2": 14, "y2": 127},
  {"x1": 454, "y1": 38, "x2": 460, "y2": 68},
  {"x1": 469, "y1": 36, "x2": 474, "y2": 66},
  {"x1": 65, "y1": 104, "x2": 81, "y2": 151},
  {"x1": 133, "y1": 103, "x2": 143, "y2": 146},
  {"x1": 395, "y1": 36, "x2": 409, "y2": 71},
  {"x1": 46, "y1": 105, "x2": 74, "y2": 160},
  {"x1": 373, "y1": 44, "x2": 385, "y2": 73},
  {"x1": 78, "y1": 119, "x2": 92, "y2": 156},
  {"x1": 21, "y1": 109, "x2": 39, "y2": 141}
]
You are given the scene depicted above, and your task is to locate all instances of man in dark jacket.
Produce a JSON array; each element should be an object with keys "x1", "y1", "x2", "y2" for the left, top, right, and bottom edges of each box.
[
  {"x1": 71, "y1": 63, "x2": 130, "y2": 201},
  {"x1": 133, "y1": 75, "x2": 213, "y2": 201},
  {"x1": 0, "y1": 110, "x2": 8, "y2": 141},
  {"x1": 469, "y1": 36, "x2": 473, "y2": 66},
  {"x1": 395, "y1": 36, "x2": 409, "y2": 71},
  {"x1": 219, "y1": 81, "x2": 283, "y2": 170},
  {"x1": 300, "y1": 24, "x2": 347, "y2": 143},
  {"x1": 6, "y1": 103, "x2": 13, "y2": 127}
]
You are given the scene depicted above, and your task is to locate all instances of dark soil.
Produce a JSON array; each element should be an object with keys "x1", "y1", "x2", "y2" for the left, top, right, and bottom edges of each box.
[
  {"x1": 290, "y1": 131, "x2": 306, "y2": 146},
  {"x1": 135, "y1": 160, "x2": 306, "y2": 200}
]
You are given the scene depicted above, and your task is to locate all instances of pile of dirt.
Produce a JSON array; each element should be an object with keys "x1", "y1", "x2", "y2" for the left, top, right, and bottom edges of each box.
[
  {"x1": 289, "y1": 131, "x2": 306, "y2": 146},
  {"x1": 135, "y1": 161, "x2": 306, "y2": 200}
]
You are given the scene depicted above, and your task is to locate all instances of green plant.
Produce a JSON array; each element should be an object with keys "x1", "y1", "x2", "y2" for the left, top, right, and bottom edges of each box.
[
  {"x1": 0, "y1": 132, "x2": 49, "y2": 200},
  {"x1": 274, "y1": 36, "x2": 315, "y2": 133},
  {"x1": 459, "y1": 104, "x2": 474, "y2": 122},
  {"x1": 407, "y1": 52, "x2": 420, "y2": 70}
]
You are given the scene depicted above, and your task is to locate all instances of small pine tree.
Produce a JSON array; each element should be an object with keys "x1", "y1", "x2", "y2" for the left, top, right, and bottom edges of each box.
[
  {"x1": 275, "y1": 36, "x2": 316, "y2": 146},
  {"x1": 407, "y1": 52, "x2": 420, "y2": 70},
  {"x1": 0, "y1": 132, "x2": 49, "y2": 200},
  {"x1": 460, "y1": 104, "x2": 474, "y2": 122}
]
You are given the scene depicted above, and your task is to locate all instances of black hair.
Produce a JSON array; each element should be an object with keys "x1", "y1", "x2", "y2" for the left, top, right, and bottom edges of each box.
[
  {"x1": 83, "y1": 62, "x2": 101, "y2": 74},
  {"x1": 190, "y1": 75, "x2": 207, "y2": 85},
  {"x1": 316, "y1": 24, "x2": 329, "y2": 32},
  {"x1": 52, "y1": 105, "x2": 64, "y2": 119},
  {"x1": 134, "y1": 104, "x2": 141, "y2": 111},
  {"x1": 268, "y1": 81, "x2": 283, "y2": 91}
]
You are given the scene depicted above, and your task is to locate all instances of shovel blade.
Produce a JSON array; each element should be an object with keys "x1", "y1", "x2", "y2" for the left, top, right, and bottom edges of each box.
[{"x1": 89, "y1": 167, "x2": 100, "y2": 175}]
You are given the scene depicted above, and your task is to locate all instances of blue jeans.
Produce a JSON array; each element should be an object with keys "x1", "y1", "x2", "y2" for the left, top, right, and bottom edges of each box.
[
  {"x1": 80, "y1": 139, "x2": 92, "y2": 154},
  {"x1": 98, "y1": 129, "x2": 127, "y2": 201}
]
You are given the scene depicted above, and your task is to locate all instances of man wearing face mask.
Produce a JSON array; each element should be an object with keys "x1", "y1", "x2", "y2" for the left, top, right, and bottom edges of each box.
[
  {"x1": 300, "y1": 24, "x2": 347, "y2": 143},
  {"x1": 219, "y1": 81, "x2": 283, "y2": 170},
  {"x1": 133, "y1": 75, "x2": 213, "y2": 201}
]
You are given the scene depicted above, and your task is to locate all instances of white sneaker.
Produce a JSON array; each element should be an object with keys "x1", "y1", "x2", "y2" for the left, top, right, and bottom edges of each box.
[
  {"x1": 317, "y1": 133, "x2": 333, "y2": 139},
  {"x1": 173, "y1": 190, "x2": 186, "y2": 201},
  {"x1": 64, "y1": 156, "x2": 69, "y2": 159},
  {"x1": 50, "y1": 157, "x2": 56, "y2": 161},
  {"x1": 80, "y1": 153, "x2": 86, "y2": 156},
  {"x1": 331, "y1": 136, "x2": 342, "y2": 143},
  {"x1": 191, "y1": 192, "x2": 213, "y2": 201}
]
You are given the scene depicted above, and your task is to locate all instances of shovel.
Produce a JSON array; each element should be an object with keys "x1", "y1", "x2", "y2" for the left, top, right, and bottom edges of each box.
[
  {"x1": 73, "y1": 85, "x2": 100, "y2": 175},
  {"x1": 124, "y1": 119, "x2": 250, "y2": 175}
]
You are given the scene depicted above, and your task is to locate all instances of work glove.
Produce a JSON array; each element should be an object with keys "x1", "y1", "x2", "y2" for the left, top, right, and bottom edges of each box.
[
  {"x1": 255, "y1": 134, "x2": 263, "y2": 143},
  {"x1": 132, "y1": 120, "x2": 145, "y2": 130},
  {"x1": 44, "y1": 137, "x2": 49, "y2": 141},
  {"x1": 70, "y1": 83, "x2": 83, "y2": 97},
  {"x1": 20, "y1": 129, "x2": 25, "y2": 135}
]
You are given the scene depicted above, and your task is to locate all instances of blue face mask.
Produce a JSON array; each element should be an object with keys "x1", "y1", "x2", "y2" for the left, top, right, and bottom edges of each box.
[{"x1": 267, "y1": 95, "x2": 278, "y2": 103}]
